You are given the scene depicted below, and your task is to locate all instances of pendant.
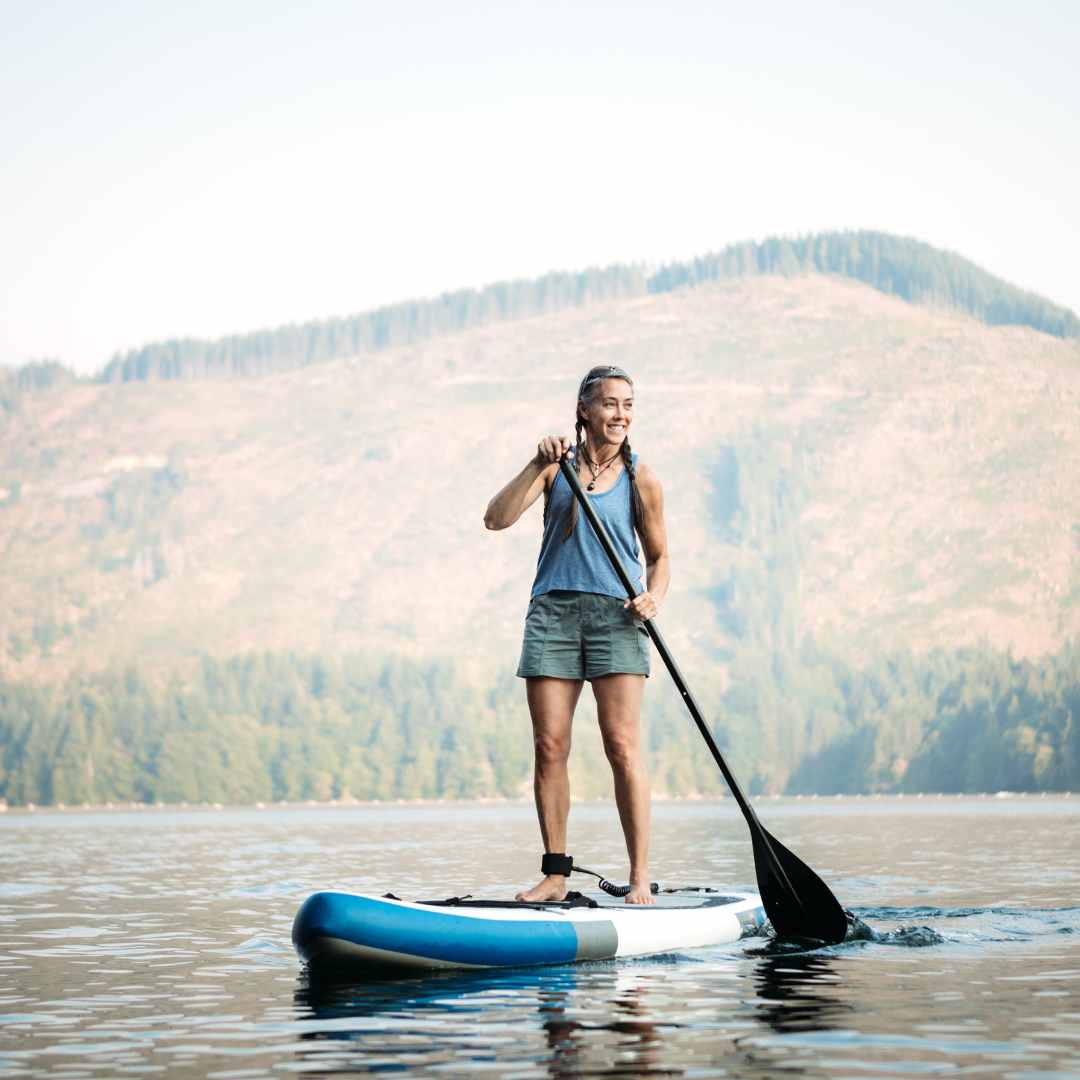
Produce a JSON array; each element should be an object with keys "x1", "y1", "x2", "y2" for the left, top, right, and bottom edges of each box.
[{"x1": 587, "y1": 481, "x2": 596, "y2": 491}]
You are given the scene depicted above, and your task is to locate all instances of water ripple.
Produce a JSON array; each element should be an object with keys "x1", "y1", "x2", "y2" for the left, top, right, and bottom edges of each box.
[{"x1": 1, "y1": 800, "x2": 1079, "y2": 1078}]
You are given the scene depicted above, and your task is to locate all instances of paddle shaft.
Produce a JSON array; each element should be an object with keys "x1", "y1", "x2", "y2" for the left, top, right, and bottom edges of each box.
[
  {"x1": 557, "y1": 456, "x2": 761, "y2": 825},
  {"x1": 557, "y1": 452, "x2": 852, "y2": 943}
]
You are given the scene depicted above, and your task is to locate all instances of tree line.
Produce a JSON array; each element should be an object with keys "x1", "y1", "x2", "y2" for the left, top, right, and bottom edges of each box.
[
  {"x1": 784, "y1": 642, "x2": 1080, "y2": 794},
  {"x1": 97, "y1": 264, "x2": 648, "y2": 383},
  {"x1": 0, "y1": 651, "x2": 724, "y2": 807},
  {"x1": 648, "y1": 232, "x2": 1080, "y2": 338},
  {"x1": 1, "y1": 638, "x2": 1076, "y2": 808},
  {"x1": 7, "y1": 233, "x2": 1074, "y2": 391},
  {"x1": 0, "y1": 359, "x2": 72, "y2": 415},
  {"x1": 79, "y1": 231, "x2": 1078, "y2": 384}
]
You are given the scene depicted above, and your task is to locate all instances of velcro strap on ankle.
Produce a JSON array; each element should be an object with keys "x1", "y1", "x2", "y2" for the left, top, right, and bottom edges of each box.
[{"x1": 541, "y1": 853, "x2": 573, "y2": 876}]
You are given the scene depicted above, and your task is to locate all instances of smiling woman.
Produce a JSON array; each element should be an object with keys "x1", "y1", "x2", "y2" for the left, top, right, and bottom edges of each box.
[{"x1": 484, "y1": 365, "x2": 670, "y2": 906}]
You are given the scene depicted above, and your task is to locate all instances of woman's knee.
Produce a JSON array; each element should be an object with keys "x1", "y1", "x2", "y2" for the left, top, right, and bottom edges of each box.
[
  {"x1": 534, "y1": 728, "x2": 571, "y2": 766},
  {"x1": 601, "y1": 730, "x2": 641, "y2": 774}
]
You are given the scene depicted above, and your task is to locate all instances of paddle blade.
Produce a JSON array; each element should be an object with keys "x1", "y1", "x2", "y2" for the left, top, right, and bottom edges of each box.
[{"x1": 751, "y1": 826, "x2": 848, "y2": 945}]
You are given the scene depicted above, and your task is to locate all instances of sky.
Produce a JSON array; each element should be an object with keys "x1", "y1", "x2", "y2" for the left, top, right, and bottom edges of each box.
[{"x1": 2, "y1": 0, "x2": 1077, "y2": 374}]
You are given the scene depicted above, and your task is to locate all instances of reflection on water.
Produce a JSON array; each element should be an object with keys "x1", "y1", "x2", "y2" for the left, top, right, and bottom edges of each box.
[
  {"x1": 2, "y1": 798, "x2": 1080, "y2": 1078},
  {"x1": 752, "y1": 953, "x2": 853, "y2": 1034},
  {"x1": 293, "y1": 965, "x2": 671, "y2": 1077},
  {"x1": 291, "y1": 954, "x2": 857, "y2": 1075}
]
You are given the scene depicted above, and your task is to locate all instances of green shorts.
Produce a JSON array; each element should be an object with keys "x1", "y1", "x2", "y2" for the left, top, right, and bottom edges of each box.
[{"x1": 516, "y1": 590, "x2": 651, "y2": 681}]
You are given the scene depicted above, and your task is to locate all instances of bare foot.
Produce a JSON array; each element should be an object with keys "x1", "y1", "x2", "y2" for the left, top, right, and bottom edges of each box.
[
  {"x1": 515, "y1": 874, "x2": 568, "y2": 902},
  {"x1": 625, "y1": 878, "x2": 655, "y2": 905}
]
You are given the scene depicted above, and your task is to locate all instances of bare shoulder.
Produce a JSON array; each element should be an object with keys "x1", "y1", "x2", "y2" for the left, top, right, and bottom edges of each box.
[
  {"x1": 539, "y1": 459, "x2": 561, "y2": 491},
  {"x1": 633, "y1": 459, "x2": 664, "y2": 501}
]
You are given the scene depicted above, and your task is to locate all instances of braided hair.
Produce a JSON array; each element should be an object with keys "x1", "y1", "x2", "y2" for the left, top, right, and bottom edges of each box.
[{"x1": 545, "y1": 365, "x2": 645, "y2": 542}]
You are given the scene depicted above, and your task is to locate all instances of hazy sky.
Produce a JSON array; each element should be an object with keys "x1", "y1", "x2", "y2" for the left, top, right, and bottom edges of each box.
[{"x1": 2, "y1": 0, "x2": 1077, "y2": 373}]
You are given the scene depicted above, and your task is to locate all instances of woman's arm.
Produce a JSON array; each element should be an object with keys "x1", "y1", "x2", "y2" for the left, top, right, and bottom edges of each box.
[
  {"x1": 483, "y1": 436, "x2": 569, "y2": 531},
  {"x1": 625, "y1": 461, "x2": 670, "y2": 620}
]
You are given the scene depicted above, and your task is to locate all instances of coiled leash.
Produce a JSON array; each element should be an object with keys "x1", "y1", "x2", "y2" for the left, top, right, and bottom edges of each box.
[{"x1": 541, "y1": 852, "x2": 660, "y2": 897}]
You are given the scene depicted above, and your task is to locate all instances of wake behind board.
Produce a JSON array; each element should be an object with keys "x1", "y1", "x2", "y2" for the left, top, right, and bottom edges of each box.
[{"x1": 293, "y1": 889, "x2": 766, "y2": 974}]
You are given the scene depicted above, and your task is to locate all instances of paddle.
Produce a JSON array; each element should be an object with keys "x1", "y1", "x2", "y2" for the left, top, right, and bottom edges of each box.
[{"x1": 558, "y1": 453, "x2": 848, "y2": 945}]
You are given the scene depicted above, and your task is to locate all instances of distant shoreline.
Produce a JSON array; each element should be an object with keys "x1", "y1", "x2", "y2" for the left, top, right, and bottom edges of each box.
[{"x1": 1, "y1": 789, "x2": 1075, "y2": 816}]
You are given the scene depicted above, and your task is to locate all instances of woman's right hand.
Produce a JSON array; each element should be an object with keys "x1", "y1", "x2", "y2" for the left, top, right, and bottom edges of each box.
[
  {"x1": 486, "y1": 437, "x2": 569, "y2": 530},
  {"x1": 534, "y1": 435, "x2": 572, "y2": 465}
]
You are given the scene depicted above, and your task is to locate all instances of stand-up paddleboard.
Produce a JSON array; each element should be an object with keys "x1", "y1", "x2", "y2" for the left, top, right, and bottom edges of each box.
[{"x1": 293, "y1": 889, "x2": 766, "y2": 973}]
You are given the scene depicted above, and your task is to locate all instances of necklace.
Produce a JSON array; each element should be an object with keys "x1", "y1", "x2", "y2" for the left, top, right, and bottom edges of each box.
[{"x1": 581, "y1": 447, "x2": 622, "y2": 491}]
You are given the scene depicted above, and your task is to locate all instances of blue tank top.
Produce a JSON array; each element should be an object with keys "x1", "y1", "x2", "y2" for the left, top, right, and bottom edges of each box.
[{"x1": 530, "y1": 456, "x2": 643, "y2": 599}]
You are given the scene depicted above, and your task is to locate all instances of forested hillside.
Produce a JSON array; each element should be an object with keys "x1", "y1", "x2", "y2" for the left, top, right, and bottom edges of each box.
[
  {"x1": 2, "y1": 264, "x2": 1079, "y2": 806},
  {"x1": 1, "y1": 642, "x2": 1077, "y2": 807},
  {"x1": 95, "y1": 231, "x2": 1079, "y2": 384},
  {"x1": 0, "y1": 360, "x2": 72, "y2": 415}
]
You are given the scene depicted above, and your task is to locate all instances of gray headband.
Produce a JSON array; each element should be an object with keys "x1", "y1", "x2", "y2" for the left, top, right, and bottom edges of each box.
[{"x1": 577, "y1": 366, "x2": 633, "y2": 400}]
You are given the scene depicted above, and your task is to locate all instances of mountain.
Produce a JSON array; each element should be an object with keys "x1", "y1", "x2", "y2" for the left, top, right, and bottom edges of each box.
[
  {"x1": 2, "y1": 254, "x2": 1079, "y2": 805},
  {"x1": 93, "y1": 231, "x2": 1079, "y2": 385}
]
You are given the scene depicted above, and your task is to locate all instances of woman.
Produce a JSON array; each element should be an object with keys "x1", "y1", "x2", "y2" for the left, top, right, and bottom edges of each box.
[{"x1": 484, "y1": 365, "x2": 670, "y2": 904}]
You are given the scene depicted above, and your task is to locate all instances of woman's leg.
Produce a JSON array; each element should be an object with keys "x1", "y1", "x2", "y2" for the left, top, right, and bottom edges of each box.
[
  {"x1": 516, "y1": 676, "x2": 584, "y2": 902},
  {"x1": 592, "y1": 673, "x2": 653, "y2": 904}
]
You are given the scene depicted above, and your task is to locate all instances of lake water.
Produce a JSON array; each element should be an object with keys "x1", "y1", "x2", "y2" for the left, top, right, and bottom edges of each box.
[{"x1": 1, "y1": 796, "x2": 1079, "y2": 1078}]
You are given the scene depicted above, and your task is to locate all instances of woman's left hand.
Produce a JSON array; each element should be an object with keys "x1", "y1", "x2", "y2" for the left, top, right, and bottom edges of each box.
[{"x1": 625, "y1": 591, "x2": 659, "y2": 621}]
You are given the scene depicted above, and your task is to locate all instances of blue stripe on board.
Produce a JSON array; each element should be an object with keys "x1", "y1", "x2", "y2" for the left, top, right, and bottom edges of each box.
[{"x1": 294, "y1": 893, "x2": 581, "y2": 967}]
